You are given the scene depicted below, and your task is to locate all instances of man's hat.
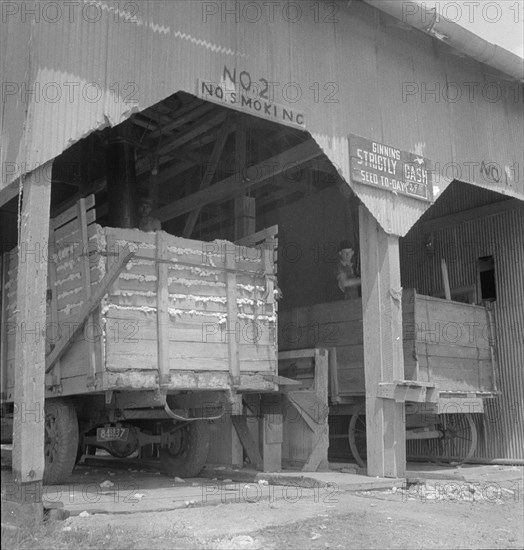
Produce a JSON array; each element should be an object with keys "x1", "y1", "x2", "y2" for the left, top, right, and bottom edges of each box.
[{"x1": 338, "y1": 240, "x2": 352, "y2": 252}]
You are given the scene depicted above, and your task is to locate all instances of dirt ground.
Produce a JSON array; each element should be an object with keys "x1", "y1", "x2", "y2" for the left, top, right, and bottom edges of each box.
[{"x1": 2, "y1": 464, "x2": 523, "y2": 550}]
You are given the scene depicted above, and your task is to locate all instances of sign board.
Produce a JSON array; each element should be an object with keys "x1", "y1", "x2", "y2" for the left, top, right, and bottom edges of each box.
[
  {"x1": 349, "y1": 134, "x2": 433, "y2": 202},
  {"x1": 197, "y1": 66, "x2": 306, "y2": 131}
]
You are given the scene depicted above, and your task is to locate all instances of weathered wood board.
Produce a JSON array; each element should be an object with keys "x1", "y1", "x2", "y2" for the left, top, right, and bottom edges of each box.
[
  {"x1": 278, "y1": 290, "x2": 497, "y2": 398},
  {"x1": 279, "y1": 348, "x2": 329, "y2": 471}
]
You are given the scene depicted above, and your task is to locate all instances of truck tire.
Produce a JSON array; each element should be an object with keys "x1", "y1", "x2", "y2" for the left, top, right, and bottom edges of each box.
[
  {"x1": 160, "y1": 421, "x2": 210, "y2": 478},
  {"x1": 44, "y1": 400, "x2": 79, "y2": 484}
]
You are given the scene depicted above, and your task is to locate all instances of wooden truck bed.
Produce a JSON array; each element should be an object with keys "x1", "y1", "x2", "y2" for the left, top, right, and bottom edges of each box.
[
  {"x1": 1, "y1": 198, "x2": 278, "y2": 400},
  {"x1": 278, "y1": 289, "x2": 497, "y2": 400}
]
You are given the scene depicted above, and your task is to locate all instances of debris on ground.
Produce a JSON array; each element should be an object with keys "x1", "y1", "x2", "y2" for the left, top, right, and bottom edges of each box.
[
  {"x1": 99, "y1": 480, "x2": 114, "y2": 488},
  {"x1": 214, "y1": 534, "x2": 261, "y2": 549},
  {"x1": 356, "y1": 481, "x2": 510, "y2": 503}
]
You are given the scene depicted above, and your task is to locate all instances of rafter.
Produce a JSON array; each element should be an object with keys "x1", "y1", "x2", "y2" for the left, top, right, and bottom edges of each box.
[
  {"x1": 183, "y1": 117, "x2": 233, "y2": 237},
  {"x1": 149, "y1": 102, "x2": 213, "y2": 139},
  {"x1": 136, "y1": 111, "x2": 227, "y2": 174},
  {"x1": 153, "y1": 140, "x2": 321, "y2": 223}
]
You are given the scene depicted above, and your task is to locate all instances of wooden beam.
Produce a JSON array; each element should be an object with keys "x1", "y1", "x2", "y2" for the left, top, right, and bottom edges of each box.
[
  {"x1": 140, "y1": 112, "x2": 227, "y2": 172},
  {"x1": 131, "y1": 116, "x2": 158, "y2": 131},
  {"x1": 0, "y1": 178, "x2": 20, "y2": 208},
  {"x1": 233, "y1": 116, "x2": 255, "y2": 241},
  {"x1": 10, "y1": 162, "x2": 52, "y2": 518},
  {"x1": 261, "y1": 394, "x2": 283, "y2": 472},
  {"x1": 156, "y1": 160, "x2": 195, "y2": 187},
  {"x1": 441, "y1": 258, "x2": 451, "y2": 300},
  {"x1": 234, "y1": 196, "x2": 256, "y2": 242},
  {"x1": 0, "y1": 253, "x2": 9, "y2": 399},
  {"x1": 149, "y1": 102, "x2": 213, "y2": 139},
  {"x1": 156, "y1": 232, "x2": 170, "y2": 386},
  {"x1": 422, "y1": 198, "x2": 523, "y2": 233},
  {"x1": 154, "y1": 140, "x2": 320, "y2": 223},
  {"x1": 183, "y1": 117, "x2": 232, "y2": 237},
  {"x1": 359, "y1": 205, "x2": 406, "y2": 478},
  {"x1": 257, "y1": 182, "x2": 305, "y2": 209},
  {"x1": 231, "y1": 415, "x2": 263, "y2": 469},
  {"x1": 225, "y1": 242, "x2": 240, "y2": 386}
]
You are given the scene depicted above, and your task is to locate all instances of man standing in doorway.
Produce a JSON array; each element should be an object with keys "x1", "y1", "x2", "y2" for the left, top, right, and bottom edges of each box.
[{"x1": 336, "y1": 240, "x2": 361, "y2": 299}]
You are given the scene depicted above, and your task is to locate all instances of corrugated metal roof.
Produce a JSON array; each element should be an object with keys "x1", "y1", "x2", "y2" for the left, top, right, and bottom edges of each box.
[{"x1": 1, "y1": 0, "x2": 523, "y2": 236}]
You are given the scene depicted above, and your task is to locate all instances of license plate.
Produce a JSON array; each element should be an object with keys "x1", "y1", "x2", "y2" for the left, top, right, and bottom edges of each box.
[{"x1": 97, "y1": 427, "x2": 129, "y2": 442}]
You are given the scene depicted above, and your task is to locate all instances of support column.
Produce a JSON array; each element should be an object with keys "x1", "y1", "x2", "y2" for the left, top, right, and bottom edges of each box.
[
  {"x1": 359, "y1": 205, "x2": 406, "y2": 478},
  {"x1": 233, "y1": 115, "x2": 255, "y2": 240},
  {"x1": 8, "y1": 162, "x2": 53, "y2": 523},
  {"x1": 106, "y1": 122, "x2": 138, "y2": 228},
  {"x1": 234, "y1": 196, "x2": 256, "y2": 241}
]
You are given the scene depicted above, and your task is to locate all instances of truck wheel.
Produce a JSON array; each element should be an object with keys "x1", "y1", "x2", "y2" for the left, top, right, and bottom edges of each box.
[
  {"x1": 160, "y1": 421, "x2": 210, "y2": 478},
  {"x1": 44, "y1": 400, "x2": 79, "y2": 484},
  {"x1": 348, "y1": 412, "x2": 367, "y2": 469}
]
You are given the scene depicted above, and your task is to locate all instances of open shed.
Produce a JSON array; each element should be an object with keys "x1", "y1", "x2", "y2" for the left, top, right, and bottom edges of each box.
[{"x1": 1, "y1": 0, "x2": 523, "y2": 519}]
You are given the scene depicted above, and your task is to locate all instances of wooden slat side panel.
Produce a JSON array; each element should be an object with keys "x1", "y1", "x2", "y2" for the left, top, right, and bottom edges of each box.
[{"x1": 102, "y1": 229, "x2": 277, "y2": 376}]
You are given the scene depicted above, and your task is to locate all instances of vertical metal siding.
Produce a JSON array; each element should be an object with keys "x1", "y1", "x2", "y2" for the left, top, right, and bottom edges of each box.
[{"x1": 401, "y1": 190, "x2": 524, "y2": 459}]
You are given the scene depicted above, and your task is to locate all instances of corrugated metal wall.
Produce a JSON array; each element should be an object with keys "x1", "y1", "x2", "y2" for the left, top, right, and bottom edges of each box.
[{"x1": 400, "y1": 182, "x2": 524, "y2": 459}]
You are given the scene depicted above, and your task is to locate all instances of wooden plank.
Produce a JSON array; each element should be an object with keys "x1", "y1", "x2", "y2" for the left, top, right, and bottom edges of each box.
[
  {"x1": 45, "y1": 247, "x2": 135, "y2": 373},
  {"x1": 231, "y1": 415, "x2": 263, "y2": 469},
  {"x1": 53, "y1": 209, "x2": 96, "y2": 244},
  {"x1": 234, "y1": 196, "x2": 256, "y2": 243},
  {"x1": 236, "y1": 225, "x2": 278, "y2": 247},
  {"x1": 77, "y1": 198, "x2": 97, "y2": 387},
  {"x1": 0, "y1": 253, "x2": 9, "y2": 398},
  {"x1": 52, "y1": 194, "x2": 95, "y2": 230},
  {"x1": 279, "y1": 349, "x2": 316, "y2": 360},
  {"x1": 302, "y1": 348, "x2": 329, "y2": 471},
  {"x1": 103, "y1": 309, "x2": 276, "y2": 346},
  {"x1": 225, "y1": 243, "x2": 240, "y2": 386},
  {"x1": 183, "y1": 117, "x2": 232, "y2": 238},
  {"x1": 261, "y1": 394, "x2": 283, "y2": 472},
  {"x1": 421, "y1": 342, "x2": 491, "y2": 360},
  {"x1": 441, "y1": 259, "x2": 451, "y2": 301},
  {"x1": 148, "y1": 102, "x2": 214, "y2": 139},
  {"x1": 359, "y1": 205, "x2": 406, "y2": 478},
  {"x1": 153, "y1": 140, "x2": 321, "y2": 222},
  {"x1": 328, "y1": 347, "x2": 340, "y2": 403},
  {"x1": 156, "y1": 232, "x2": 170, "y2": 386},
  {"x1": 11, "y1": 162, "x2": 52, "y2": 499},
  {"x1": 56, "y1": 340, "x2": 94, "y2": 379},
  {"x1": 136, "y1": 112, "x2": 227, "y2": 175},
  {"x1": 46, "y1": 225, "x2": 61, "y2": 387}
]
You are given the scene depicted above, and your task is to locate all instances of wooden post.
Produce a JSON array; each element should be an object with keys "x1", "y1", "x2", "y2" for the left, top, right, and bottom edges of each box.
[
  {"x1": 359, "y1": 205, "x2": 406, "y2": 478},
  {"x1": 234, "y1": 196, "x2": 256, "y2": 241},
  {"x1": 233, "y1": 115, "x2": 256, "y2": 241},
  {"x1": 8, "y1": 162, "x2": 52, "y2": 522},
  {"x1": 441, "y1": 258, "x2": 451, "y2": 300},
  {"x1": 261, "y1": 394, "x2": 283, "y2": 472},
  {"x1": 156, "y1": 231, "x2": 170, "y2": 387}
]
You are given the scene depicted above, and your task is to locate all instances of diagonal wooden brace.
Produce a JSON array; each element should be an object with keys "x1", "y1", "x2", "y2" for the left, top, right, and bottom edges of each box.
[{"x1": 45, "y1": 248, "x2": 135, "y2": 373}]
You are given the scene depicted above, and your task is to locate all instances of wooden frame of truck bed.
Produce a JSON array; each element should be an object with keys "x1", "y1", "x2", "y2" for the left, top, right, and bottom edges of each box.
[
  {"x1": 0, "y1": 196, "x2": 279, "y2": 482},
  {"x1": 279, "y1": 291, "x2": 499, "y2": 467}
]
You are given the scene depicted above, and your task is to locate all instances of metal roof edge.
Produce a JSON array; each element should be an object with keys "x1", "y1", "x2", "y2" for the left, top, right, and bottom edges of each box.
[{"x1": 362, "y1": 0, "x2": 524, "y2": 83}]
